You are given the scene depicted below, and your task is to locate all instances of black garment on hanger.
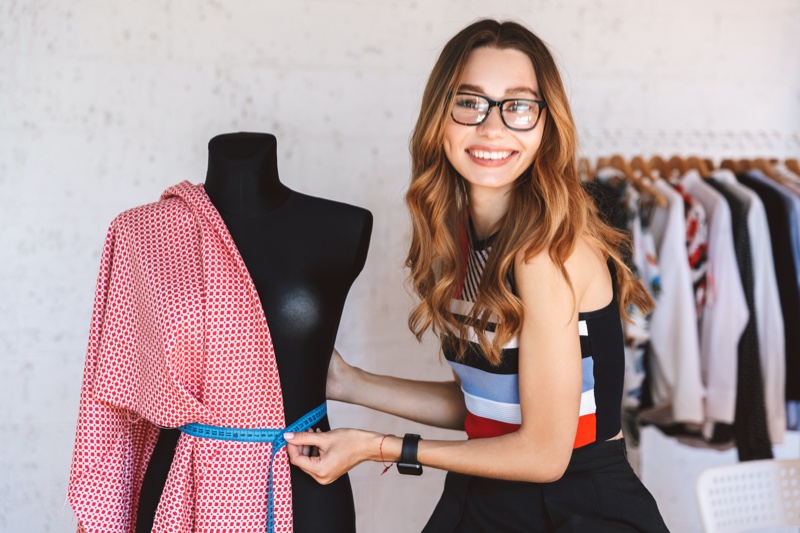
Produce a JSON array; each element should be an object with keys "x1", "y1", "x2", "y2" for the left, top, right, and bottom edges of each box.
[
  {"x1": 708, "y1": 179, "x2": 773, "y2": 461},
  {"x1": 736, "y1": 173, "x2": 800, "y2": 401}
]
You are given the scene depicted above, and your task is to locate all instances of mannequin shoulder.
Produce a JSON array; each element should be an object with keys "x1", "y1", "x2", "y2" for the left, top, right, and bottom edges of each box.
[
  {"x1": 290, "y1": 193, "x2": 373, "y2": 269},
  {"x1": 290, "y1": 192, "x2": 373, "y2": 242},
  {"x1": 292, "y1": 192, "x2": 372, "y2": 224}
]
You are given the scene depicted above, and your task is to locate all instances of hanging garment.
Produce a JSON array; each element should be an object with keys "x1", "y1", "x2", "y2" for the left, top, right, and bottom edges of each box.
[
  {"x1": 707, "y1": 179, "x2": 772, "y2": 461},
  {"x1": 680, "y1": 170, "x2": 749, "y2": 438},
  {"x1": 774, "y1": 161, "x2": 800, "y2": 189},
  {"x1": 586, "y1": 167, "x2": 630, "y2": 233},
  {"x1": 712, "y1": 169, "x2": 785, "y2": 445},
  {"x1": 789, "y1": 401, "x2": 800, "y2": 431},
  {"x1": 670, "y1": 182, "x2": 709, "y2": 321},
  {"x1": 738, "y1": 171, "x2": 800, "y2": 401},
  {"x1": 588, "y1": 170, "x2": 655, "y2": 412},
  {"x1": 620, "y1": 186, "x2": 661, "y2": 412},
  {"x1": 68, "y1": 181, "x2": 296, "y2": 533},
  {"x1": 639, "y1": 180, "x2": 705, "y2": 427}
]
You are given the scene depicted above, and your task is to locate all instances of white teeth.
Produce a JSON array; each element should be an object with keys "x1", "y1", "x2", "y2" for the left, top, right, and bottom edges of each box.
[{"x1": 470, "y1": 150, "x2": 512, "y2": 160}]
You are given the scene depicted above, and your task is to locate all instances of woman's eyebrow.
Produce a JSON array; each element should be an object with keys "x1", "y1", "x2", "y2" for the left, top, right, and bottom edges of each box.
[{"x1": 457, "y1": 83, "x2": 541, "y2": 99}]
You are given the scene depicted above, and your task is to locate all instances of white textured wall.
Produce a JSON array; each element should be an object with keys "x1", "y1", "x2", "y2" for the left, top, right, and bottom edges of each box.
[{"x1": 1, "y1": 1, "x2": 799, "y2": 532}]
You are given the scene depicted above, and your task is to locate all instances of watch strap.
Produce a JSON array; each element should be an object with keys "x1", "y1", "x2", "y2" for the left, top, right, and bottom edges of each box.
[{"x1": 396, "y1": 433, "x2": 423, "y2": 475}]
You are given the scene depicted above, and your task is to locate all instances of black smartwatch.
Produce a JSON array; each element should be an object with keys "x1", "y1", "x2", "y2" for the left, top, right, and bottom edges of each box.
[{"x1": 396, "y1": 433, "x2": 423, "y2": 475}]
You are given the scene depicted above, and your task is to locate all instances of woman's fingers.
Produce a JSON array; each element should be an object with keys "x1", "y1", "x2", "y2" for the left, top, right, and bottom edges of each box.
[
  {"x1": 301, "y1": 428, "x2": 316, "y2": 457},
  {"x1": 310, "y1": 428, "x2": 321, "y2": 457},
  {"x1": 285, "y1": 429, "x2": 327, "y2": 469},
  {"x1": 285, "y1": 445, "x2": 325, "y2": 481},
  {"x1": 285, "y1": 432, "x2": 323, "y2": 475},
  {"x1": 284, "y1": 429, "x2": 326, "y2": 447},
  {"x1": 286, "y1": 428, "x2": 325, "y2": 455},
  {"x1": 284, "y1": 428, "x2": 364, "y2": 485}
]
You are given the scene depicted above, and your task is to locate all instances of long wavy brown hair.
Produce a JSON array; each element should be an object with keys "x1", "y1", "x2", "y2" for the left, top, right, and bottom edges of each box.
[{"x1": 406, "y1": 19, "x2": 653, "y2": 365}]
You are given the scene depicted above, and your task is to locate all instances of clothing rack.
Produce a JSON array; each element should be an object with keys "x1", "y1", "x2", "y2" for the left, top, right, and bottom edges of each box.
[
  {"x1": 583, "y1": 154, "x2": 800, "y2": 470},
  {"x1": 578, "y1": 153, "x2": 800, "y2": 458}
]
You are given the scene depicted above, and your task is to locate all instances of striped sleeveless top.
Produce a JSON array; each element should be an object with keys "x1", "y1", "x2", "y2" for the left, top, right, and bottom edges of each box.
[{"x1": 444, "y1": 224, "x2": 625, "y2": 449}]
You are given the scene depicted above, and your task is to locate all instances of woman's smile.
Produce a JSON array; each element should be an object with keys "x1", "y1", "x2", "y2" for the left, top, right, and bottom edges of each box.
[{"x1": 466, "y1": 146, "x2": 519, "y2": 166}]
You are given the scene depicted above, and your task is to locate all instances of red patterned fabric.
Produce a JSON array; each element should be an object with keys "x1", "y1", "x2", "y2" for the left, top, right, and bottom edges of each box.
[{"x1": 68, "y1": 181, "x2": 291, "y2": 533}]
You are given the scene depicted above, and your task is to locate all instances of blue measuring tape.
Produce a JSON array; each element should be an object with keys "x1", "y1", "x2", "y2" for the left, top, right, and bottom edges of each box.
[{"x1": 178, "y1": 402, "x2": 327, "y2": 533}]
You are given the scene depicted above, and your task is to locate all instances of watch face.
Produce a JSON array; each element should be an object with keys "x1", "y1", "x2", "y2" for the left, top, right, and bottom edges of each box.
[{"x1": 397, "y1": 462, "x2": 423, "y2": 476}]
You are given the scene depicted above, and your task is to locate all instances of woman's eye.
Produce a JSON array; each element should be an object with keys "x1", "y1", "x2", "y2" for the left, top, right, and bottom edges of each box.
[
  {"x1": 456, "y1": 98, "x2": 482, "y2": 110},
  {"x1": 507, "y1": 101, "x2": 532, "y2": 113}
]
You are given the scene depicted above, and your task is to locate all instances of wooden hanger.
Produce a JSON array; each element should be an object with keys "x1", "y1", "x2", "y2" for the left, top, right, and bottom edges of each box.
[
  {"x1": 668, "y1": 155, "x2": 688, "y2": 177},
  {"x1": 609, "y1": 154, "x2": 633, "y2": 176},
  {"x1": 648, "y1": 155, "x2": 670, "y2": 180},
  {"x1": 720, "y1": 159, "x2": 740, "y2": 173},
  {"x1": 577, "y1": 156, "x2": 593, "y2": 182},
  {"x1": 610, "y1": 154, "x2": 667, "y2": 207},
  {"x1": 786, "y1": 158, "x2": 800, "y2": 176},
  {"x1": 703, "y1": 158, "x2": 716, "y2": 172},
  {"x1": 594, "y1": 156, "x2": 622, "y2": 184},
  {"x1": 687, "y1": 156, "x2": 712, "y2": 177},
  {"x1": 754, "y1": 157, "x2": 787, "y2": 185},
  {"x1": 778, "y1": 157, "x2": 800, "y2": 186},
  {"x1": 738, "y1": 158, "x2": 754, "y2": 172},
  {"x1": 631, "y1": 155, "x2": 656, "y2": 181}
]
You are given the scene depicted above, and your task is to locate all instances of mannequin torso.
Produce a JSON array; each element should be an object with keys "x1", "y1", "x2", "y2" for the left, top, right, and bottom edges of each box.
[{"x1": 136, "y1": 132, "x2": 372, "y2": 532}]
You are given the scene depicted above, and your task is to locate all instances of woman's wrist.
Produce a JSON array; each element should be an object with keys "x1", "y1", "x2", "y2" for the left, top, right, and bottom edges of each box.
[{"x1": 365, "y1": 432, "x2": 402, "y2": 463}]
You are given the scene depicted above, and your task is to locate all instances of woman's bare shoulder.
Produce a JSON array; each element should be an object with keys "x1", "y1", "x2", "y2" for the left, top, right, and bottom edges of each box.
[
  {"x1": 567, "y1": 236, "x2": 613, "y2": 312},
  {"x1": 513, "y1": 235, "x2": 610, "y2": 311}
]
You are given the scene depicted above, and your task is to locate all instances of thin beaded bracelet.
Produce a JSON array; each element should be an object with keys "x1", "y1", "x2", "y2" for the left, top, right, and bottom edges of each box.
[{"x1": 379, "y1": 434, "x2": 396, "y2": 475}]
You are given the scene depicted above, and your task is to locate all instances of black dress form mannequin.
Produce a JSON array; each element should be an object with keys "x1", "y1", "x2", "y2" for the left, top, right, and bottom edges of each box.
[{"x1": 136, "y1": 132, "x2": 372, "y2": 532}]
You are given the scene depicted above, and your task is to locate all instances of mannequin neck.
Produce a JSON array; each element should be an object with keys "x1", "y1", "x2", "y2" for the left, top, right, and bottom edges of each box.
[{"x1": 204, "y1": 132, "x2": 290, "y2": 217}]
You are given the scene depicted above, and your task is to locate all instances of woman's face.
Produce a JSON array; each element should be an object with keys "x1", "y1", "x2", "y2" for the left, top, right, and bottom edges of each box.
[{"x1": 444, "y1": 46, "x2": 546, "y2": 198}]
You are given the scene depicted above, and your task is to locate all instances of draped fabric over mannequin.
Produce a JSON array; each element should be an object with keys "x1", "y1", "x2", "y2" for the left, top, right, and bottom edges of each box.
[{"x1": 68, "y1": 182, "x2": 294, "y2": 533}]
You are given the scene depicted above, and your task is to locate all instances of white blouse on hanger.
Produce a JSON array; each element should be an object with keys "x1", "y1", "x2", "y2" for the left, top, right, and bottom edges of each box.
[
  {"x1": 642, "y1": 179, "x2": 705, "y2": 426},
  {"x1": 681, "y1": 170, "x2": 748, "y2": 439}
]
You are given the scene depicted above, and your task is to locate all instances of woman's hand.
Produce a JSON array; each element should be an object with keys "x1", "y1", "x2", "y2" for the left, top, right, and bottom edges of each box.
[
  {"x1": 299, "y1": 428, "x2": 321, "y2": 458},
  {"x1": 284, "y1": 428, "x2": 383, "y2": 485},
  {"x1": 326, "y1": 348, "x2": 356, "y2": 402}
]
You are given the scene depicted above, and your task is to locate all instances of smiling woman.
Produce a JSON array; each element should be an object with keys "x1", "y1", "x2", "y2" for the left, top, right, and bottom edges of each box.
[{"x1": 283, "y1": 19, "x2": 671, "y2": 532}]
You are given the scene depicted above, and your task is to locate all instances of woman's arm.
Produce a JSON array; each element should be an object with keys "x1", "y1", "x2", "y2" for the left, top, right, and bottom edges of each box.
[
  {"x1": 290, "y1": 239, "x2": 612, "y2": 484},
  {"x1": 327, "y1": 348, "x2": 467, "y2": 430}
]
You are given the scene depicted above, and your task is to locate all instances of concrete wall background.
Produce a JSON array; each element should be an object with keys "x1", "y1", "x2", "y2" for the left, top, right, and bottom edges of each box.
[{"x1": 1, "y1": 1, "x2": 799, "y2": 531}]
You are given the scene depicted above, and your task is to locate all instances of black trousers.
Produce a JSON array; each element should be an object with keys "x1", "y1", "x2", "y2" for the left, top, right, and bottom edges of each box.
[{"x1": 422, "y1": 439, "x2": 669, "y2": 532}]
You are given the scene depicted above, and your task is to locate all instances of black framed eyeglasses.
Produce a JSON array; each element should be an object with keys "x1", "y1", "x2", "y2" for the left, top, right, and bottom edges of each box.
[{"x1": 451, "y1": 92, "x2": 547, "y2": 131}]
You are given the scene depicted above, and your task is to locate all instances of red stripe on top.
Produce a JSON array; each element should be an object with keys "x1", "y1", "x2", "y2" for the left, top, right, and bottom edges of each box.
[
  {"x1": 465, "y1": 412, "x2": 598, "y2": 450},
  {"x1": 465, "y1": 412, "x2": 519, "y2": 440},
  {"x1": 573, "y1": 413, "x2": 597, "y2": 448}
]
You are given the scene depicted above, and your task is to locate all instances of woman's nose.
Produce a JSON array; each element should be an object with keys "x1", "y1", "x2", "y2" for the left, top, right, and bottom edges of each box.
[{"x1": 476, "y1": 106, "x2": 506, "y2": 137}]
